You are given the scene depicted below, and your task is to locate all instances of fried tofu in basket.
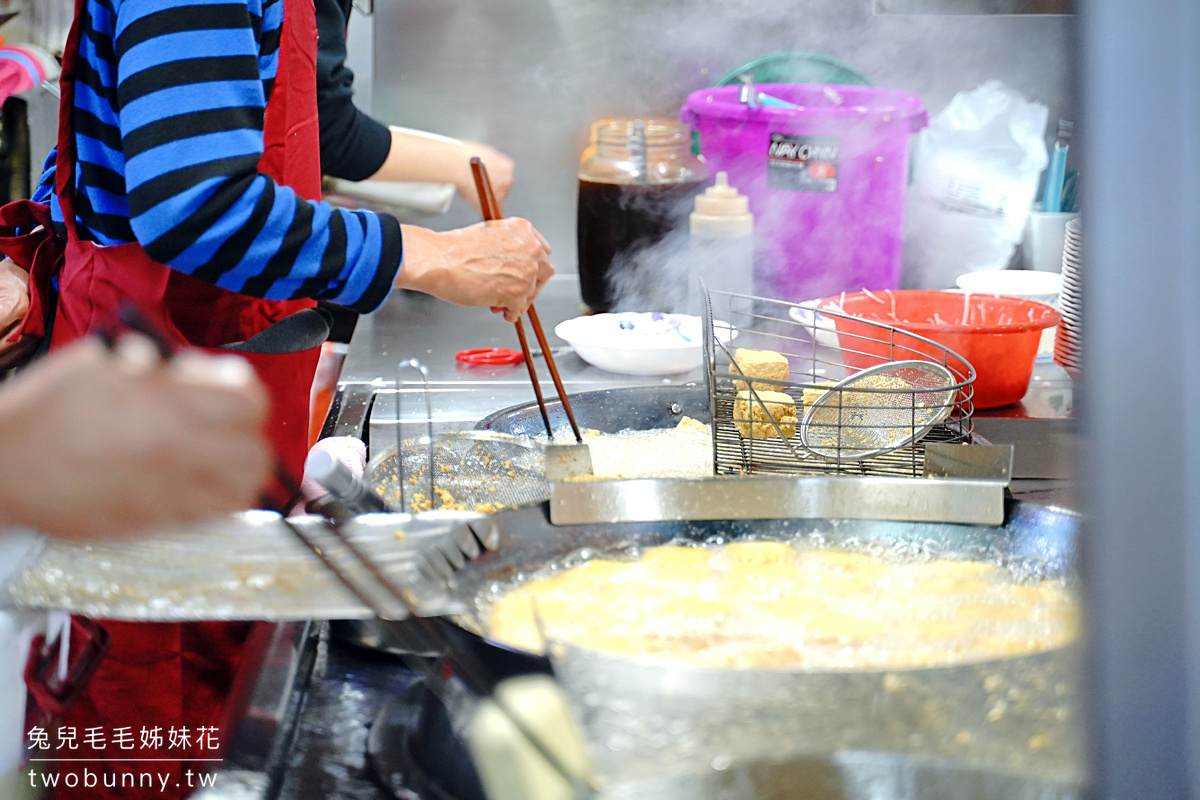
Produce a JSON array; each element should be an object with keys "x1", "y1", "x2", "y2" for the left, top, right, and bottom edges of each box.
[
  {"x1": 734, "y1": 390, "x2": 797, "y2": 438},
  {"x1": 731, "y1": 348, "x2": 790, "y2": 392}
]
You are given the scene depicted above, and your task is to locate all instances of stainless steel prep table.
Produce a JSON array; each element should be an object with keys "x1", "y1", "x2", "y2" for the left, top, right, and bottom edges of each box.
[{"x1": 974, "y1": 359, "x2": 1077, "y2": 503}]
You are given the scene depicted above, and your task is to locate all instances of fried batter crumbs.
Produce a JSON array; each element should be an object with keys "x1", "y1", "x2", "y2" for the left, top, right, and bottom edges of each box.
[{"x1": 409, "y1": 487, "x2": 505, "y2": 515}]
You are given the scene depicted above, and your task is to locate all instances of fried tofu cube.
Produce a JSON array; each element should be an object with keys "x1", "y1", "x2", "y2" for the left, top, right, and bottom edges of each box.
[
  {"x1": 733, "y1": 390, "x2": 796, "y2": 438},
  {"x1": 731, "y1": 348, "x2": 789, "y2": 391},
  {"x1": 801, "y1": 382, "x2": 835, "y2": 407},
  {"x1": 675, "y1": 416, "x2": 710, "y2": 434}
]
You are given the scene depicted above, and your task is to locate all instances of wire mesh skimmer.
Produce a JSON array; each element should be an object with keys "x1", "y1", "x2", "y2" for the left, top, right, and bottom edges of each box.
[
  {"x1": 362, "y1": 359, "x2": 588, "y2": 515},
  {"x1": 800, "y1": 360, "x2": 956, "y2": 460},
  {"x1": 365, "y1": 430, "x2": 553, "y2": 514}
]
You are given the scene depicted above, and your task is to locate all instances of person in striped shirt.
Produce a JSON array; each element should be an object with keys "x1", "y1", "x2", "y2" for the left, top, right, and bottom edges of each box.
[
  {"x1": 23, "y1": 0, "x2": 552, "y2": 327},
  {"x1": 0, "y1": 4, "x2": 548, "y2": 799}
]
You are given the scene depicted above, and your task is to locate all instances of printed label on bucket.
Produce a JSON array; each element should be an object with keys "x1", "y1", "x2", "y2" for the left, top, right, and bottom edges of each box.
[{"x1": 768, "y1": 134, "x2": 839, "y2": 193}]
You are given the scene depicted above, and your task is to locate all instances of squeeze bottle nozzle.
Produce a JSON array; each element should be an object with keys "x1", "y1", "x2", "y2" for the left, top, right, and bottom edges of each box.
[{"x1": 690, "y1": 172, "x2": 753, "y2": 239}]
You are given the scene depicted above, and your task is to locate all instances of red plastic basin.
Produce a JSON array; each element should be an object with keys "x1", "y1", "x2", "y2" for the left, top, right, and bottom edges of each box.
[{"x1": 818, "y1": 290, "x2": 1061, "y2": 409}]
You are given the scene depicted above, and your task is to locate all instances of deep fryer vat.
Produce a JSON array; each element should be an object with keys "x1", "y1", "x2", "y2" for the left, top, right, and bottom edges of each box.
[{"x1": 439, "y1": 502, "x2": 1082, "y2": 793}]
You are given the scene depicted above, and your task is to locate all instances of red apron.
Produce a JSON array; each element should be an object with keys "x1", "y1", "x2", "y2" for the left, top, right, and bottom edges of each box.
[{"x1": 13, "y1": 0, "x2": 324, "y2": 796}]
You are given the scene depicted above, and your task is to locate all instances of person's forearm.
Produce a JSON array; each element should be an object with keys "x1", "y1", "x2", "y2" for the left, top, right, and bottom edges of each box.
[
  {"x1": 369, "y1": 129, "x2": 515, "y2": 214},
  {"x1": 392, "y1": 225, "x2": 448, "y2": 293},
  {"x1": 0, "y1": 339, "x2": 272, "y2": 540},
  {"x1": 0, "y1": 410, "x2": 25, "y2": 530},
  {"x1": 369, "y1": 127, "x2": 473, "y2": 186},
  {"x1": 0, "y1": 353, "x2": 49, "y2": 531}
]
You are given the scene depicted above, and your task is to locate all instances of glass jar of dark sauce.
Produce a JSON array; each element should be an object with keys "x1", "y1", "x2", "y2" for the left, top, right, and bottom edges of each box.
[{"x1": 577, "y1": 119, "x2": 708, "y2": 313}]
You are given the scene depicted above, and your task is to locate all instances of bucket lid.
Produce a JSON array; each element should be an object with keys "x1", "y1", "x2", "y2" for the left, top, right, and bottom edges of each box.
[
  {"x1": 715, "y1": 52, "x2": 873, "y2": 88},
  {"x1": 682, "y1": 84, "x2": 927, "y2": 127}
]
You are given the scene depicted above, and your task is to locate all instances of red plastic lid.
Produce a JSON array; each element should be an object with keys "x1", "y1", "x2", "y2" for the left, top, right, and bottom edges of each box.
[{"x1": 456, "y1": 348, "x2": 524, "y2": 366}]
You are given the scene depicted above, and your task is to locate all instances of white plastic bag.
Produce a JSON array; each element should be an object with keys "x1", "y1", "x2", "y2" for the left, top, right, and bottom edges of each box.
[{"x1": 903, "y1": 81, "x2": 1049, "y2": 289}]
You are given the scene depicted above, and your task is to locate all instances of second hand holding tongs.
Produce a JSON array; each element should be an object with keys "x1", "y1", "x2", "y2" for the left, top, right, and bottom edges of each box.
[{"x1": 469, "y1": 157, "x2": 592, "y2": 481}]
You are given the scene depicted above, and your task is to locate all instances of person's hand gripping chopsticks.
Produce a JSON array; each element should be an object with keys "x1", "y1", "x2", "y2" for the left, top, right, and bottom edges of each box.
[{"x1": 392, "y1": 203, "x2": 553, "y2": 322}]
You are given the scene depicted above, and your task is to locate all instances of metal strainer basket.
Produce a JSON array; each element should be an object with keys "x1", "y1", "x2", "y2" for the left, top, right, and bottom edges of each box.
[
  {"x1": 800, "y1": 360, "x2": 956, "y2": 460},
  {"x1": 702, "y1": 284, "x2": 976, "y2": 477},
  {"x1": 364, "y1": 431, "x2": 552, "y2": 514}
]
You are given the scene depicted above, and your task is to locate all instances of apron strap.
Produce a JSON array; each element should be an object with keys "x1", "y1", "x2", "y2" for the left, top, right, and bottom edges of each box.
[{"x1": 52, "y1": 0, "x2": 87, "y2": 245}]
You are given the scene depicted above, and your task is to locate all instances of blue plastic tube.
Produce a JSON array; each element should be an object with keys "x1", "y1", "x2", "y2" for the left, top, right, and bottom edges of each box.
[{"x1": 1041, "y1": 120, "x2": 1073, "y2": 212}]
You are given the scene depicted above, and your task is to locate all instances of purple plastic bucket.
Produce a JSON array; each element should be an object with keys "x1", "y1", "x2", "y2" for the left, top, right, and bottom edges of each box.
[{"x1": 681, "y1": 84, "x2": 927, "y2": 302}]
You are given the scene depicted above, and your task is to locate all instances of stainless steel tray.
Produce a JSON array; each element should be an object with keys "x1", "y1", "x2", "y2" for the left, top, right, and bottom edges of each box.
[{"x1": 0, "y1": 511, "x2": 471, "y2": 621}]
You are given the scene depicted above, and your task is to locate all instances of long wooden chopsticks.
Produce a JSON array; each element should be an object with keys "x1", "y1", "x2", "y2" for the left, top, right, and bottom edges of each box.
[{"x1": 469, "y1": 157, "x2": 583, "y2": 443}]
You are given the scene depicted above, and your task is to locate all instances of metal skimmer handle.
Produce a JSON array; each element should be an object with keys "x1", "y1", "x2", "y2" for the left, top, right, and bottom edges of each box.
[
  {"x1": 304, "y1": 450, "x2": 389, "y2": 513},
  {"x1": 396, "y1": 359, "x2": 435, "y2": 513}
]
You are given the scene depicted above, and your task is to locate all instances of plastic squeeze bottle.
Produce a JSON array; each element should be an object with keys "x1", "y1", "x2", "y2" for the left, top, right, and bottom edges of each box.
[{"x1": 685, "y1": 171, "x2": 755, "y2": 315}]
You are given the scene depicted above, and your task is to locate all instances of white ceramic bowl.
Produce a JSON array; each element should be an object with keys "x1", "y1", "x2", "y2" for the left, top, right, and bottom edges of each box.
[
  {"x1": 787, "y1": 300, "x2": 840, "y2": 349},
  {"x1": 554, "y1": 312, "x2": 734, "y2": 375},
  {"x1": 954, "y1": 270, "x2": 1062, "y2": 307}
]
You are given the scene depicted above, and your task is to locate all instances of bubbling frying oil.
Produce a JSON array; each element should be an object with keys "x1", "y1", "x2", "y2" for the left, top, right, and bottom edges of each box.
[{"x1": 485, "y1": 541, "x2": 1079, "y2": 670}]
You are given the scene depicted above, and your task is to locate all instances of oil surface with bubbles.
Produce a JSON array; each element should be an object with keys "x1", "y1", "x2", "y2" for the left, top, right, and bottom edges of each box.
[{"x1": 485, "y1": 540, "x2": 1079, "y2": 671}]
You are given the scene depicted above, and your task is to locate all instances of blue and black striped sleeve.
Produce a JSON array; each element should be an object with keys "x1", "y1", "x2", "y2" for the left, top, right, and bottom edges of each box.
[
  {"x1": 109, "y1": 0, "x2": 400, "y2": 313},
  {"x1": 31, "y1": 150, "x2": 54, "y2": 206}
]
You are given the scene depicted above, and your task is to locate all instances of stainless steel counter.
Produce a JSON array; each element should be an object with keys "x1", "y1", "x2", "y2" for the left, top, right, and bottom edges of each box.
[
  {"x1": 340, "y1": 276, "x2": 1078, "y2": 489},
  {"x1": 974, "y1": 359, "x2": 1077, "y2": 483}
]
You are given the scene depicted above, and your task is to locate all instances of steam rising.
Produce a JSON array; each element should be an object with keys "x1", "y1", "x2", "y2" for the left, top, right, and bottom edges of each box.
[
  {"x1": 607, "y1": 227, "x2": 759, "y2": 314},
  {"x1": 375, "y1": 0, "x2": 1077, "y2": 283},
  {"x1": 607, "y1": 228, "x2": 688, "y2": 313}
]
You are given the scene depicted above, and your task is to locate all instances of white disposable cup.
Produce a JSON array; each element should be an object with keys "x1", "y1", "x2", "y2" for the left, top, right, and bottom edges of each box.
[{"x1": 1023, "y1": 210, "x2": 1081, "y2": 273}]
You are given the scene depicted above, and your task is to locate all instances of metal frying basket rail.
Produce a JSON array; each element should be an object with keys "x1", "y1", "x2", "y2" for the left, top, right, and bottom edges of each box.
[{"x1": 701, "y1": 286, "x2": 976, "y2": 477}]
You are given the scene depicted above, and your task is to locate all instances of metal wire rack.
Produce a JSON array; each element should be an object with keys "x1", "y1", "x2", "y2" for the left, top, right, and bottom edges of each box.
[{"x1": 701, "y1": 286, "x2": 976, "y2": 478}]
